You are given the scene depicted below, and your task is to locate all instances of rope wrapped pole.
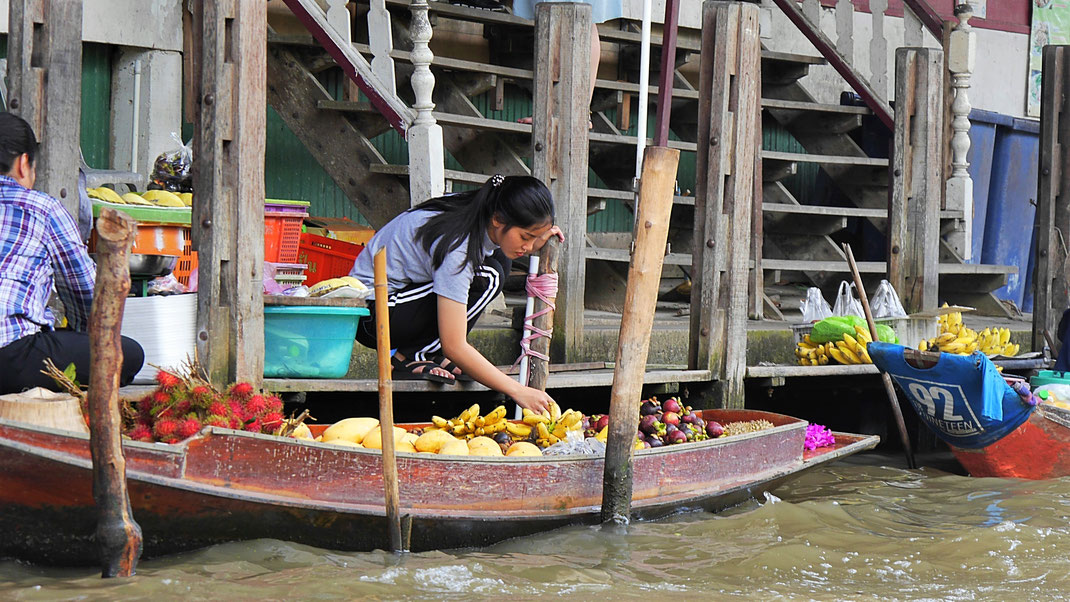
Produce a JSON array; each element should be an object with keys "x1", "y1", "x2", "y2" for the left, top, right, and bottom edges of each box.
[
  {"x1": 373, "y1": 248, "x2": 404, "y2": 552},
  {"x1": 527, "y1": 239, "x2": 560, "y2": 392},
  {"x1": 602, "y1": 146, "x2": 680, "y2": 523},
  {"x1": 87, "y1": 207, "x2": 143, "y2": 577}
]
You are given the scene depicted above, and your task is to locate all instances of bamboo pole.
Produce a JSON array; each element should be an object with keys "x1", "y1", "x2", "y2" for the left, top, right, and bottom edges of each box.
[
  {"x1": 844, "y1": 243, "x2": 917, "y2": 469},
  {"x1": 601, "y1": 146, "x2": 680, "y2": 524},
  {"x1": 87, "y1": 207, "x2": 143, "y2": 577},
  {"x1": 373, "y1": 249, "x2": 404, "y2": 552}
]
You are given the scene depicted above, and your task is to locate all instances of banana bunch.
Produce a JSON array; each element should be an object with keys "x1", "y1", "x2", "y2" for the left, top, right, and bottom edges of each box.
[
  {"x1": 919, "y1": 310, "x2": 981, "y2": 355},
  {"x1": 977, "y1": 327, "x2": 1019, "y2": 357},
  {"x1": 87, "y1": 187, "x2": 192, "y2": 207},
  {"x1": 521, "y1": 401, "x2": 584, "y2": 447},
  {"x1": 825, "y1": 325, "x2": 873, "y2": 364},
  {"x1": 795, "y1": 334, "x2": 830, "y2": 366},
  {"x1": 428, "y1": 404, "x2": 508, "y2": 439}
]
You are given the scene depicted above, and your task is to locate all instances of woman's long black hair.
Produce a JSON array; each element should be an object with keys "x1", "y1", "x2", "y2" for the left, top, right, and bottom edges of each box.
[
  {"x1": 414, "y1": 175, "x2": 554, "y2": 272},
  {"x1": 0, "y1": 112, "x2": 38, "y2": 174}
]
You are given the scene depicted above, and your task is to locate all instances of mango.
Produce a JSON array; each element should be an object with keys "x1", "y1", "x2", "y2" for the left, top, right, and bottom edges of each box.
[
  {"x1": 438, "y1": 438, "x2": 469, "y2": 456},
  {"x1": 321, "y1": 417, "x2": 379, "y2": 444},
  {"x1": 397, "y1": 440, "x2": 417, "y2": 454},
  {"x1": 505, "y1": 441, "x2": 543, "y2": 457},
  {"x1": 362, "y1": 425, "x2": 409, "y2": 450},
  {"x1": 468, "y1": 436, "x2": 504, "y2": 456},
  {"x1": 291, "y1": 423, "x2": 313, "y2": 440},
  {"x1": 414, "y1": 429, "x2": 457, "y2": 453}
]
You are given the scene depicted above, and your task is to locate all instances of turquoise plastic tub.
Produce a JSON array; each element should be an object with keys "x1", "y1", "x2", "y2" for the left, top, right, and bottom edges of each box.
[{"x1": 263, "y1": 305, "x2": 369, "y2": 378}]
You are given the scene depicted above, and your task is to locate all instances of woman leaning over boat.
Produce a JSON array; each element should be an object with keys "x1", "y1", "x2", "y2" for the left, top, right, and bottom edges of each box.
[{"x1": 350, "y1": 175, "x2": 561, "y2": 413}]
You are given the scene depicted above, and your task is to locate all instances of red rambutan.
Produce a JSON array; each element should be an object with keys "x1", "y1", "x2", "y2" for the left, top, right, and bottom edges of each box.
[
  {"x1": 229, "y1": 416, "x2": 243, "y2": 429},
  {"x1": 128, "y1": 425, "x2": 154, "y2": 442},
  {"x1": 155, "y1": 370, "x2": 181, "y2": 389},
  {"x1": 266, "y1": 396, "x2": 284, "y2": 413},
  {"x1": 205, "y1": 414, "x2": 229, "y2": 428},
  {"x1": 191, "y1": 385, "x2": 210, "y2": 396},
  {"x1": 153, "y1": 418, "x2": 178, "y2": 439},
  {"x1": 177, "y1": 418, "x2": 203, "y2": 439},
  {"x1": 152, "y1": 390, "x2": 171, "y2": 406},
  {"x1": 229, "y1": 382, "x2": 255, "y2": 399},
  {"x1": 207, "y1": 401, "x2": 228, "y2": 418},
  {"x1": 244, "y1": 419, "x2": 261, "y2": 433},
  {"x1": 244, "y1": 395, "x2": 267, "y2": 417},
  {"x1": 174, "y1": 400, "x2": 192, "y2": 417},
  {"x1": 228, "y1": 400, "x2": 247, "y2": 419},
  {"x1": 261, "y1": 412, "x2": 284, "y2": 430}
]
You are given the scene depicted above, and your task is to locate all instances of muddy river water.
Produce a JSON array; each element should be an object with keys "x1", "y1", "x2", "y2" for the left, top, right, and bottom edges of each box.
[{"x1": 4, "y1": 459, "x2": 1070, "y2": 600}]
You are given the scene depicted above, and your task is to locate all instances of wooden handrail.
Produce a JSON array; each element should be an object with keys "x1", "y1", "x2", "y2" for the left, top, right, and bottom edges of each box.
[
  {"x1": 770, "y1": 0, "x2": 893, "y2": 129},
  {"x1": 902, "y1": 0, "x2": 948, "y2": 41}
]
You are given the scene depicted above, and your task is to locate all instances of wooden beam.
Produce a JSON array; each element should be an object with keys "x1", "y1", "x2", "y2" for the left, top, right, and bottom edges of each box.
[
  {"x1": 889, "y1": 47, "x2": 943, "y2": 314},
  {"x1": 266, "y1": 45, "x2": 409, "y2": 228},
  {"x1": 7, "y1": 0, "x2": 83, "y2": 218},
  {"x1": 191, "y1": 0, "x2": 267, "y2": 386},
  {"x1": 690, "y1": 1, "x2": 761, "y2": 410},
  {"x1": 1033, "y1": 45, "x2": 1070, "y2": 353},
  {"x1": 531, "y1": 3, "x2": 591, "y2": 363}
]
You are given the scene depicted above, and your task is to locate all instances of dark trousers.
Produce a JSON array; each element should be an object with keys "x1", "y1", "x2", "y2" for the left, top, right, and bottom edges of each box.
[
  {"x1": 0, "y1": 329, "x2": 145, "y2": 395},
  {"x1": 356, "y1": 251, "x2": 510, "y2": 361}
]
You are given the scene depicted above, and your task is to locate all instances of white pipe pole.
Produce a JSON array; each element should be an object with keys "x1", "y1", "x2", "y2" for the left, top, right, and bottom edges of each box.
[
  {"x1": 634, "y1": 0, "x2": 653, "y2": 184},
  {"x1": 514, "y1": 255, "x2": 541, "y2": 419},
  {"x1": 131, "y1": 60, "x2": 142, "y2": 174}
]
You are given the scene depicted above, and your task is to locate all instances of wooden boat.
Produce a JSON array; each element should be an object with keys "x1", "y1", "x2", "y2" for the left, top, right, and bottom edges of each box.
[
  {"x1": 0, "y1": 409, "x2": 877, "y2": 566},
  {"x1": 950, "y1": 404, "x2": 1070, "y2": 479}
]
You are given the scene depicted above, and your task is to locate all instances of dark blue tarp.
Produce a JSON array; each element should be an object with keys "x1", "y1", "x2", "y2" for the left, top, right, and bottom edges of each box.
[{"x1": 870, "y1": 342, "x2": 1034, "y2": 449}]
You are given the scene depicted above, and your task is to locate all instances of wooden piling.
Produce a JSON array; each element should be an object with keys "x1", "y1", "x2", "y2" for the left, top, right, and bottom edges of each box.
[
  {"x1": 191, "y1": 0, "x2": 267, "y2": 387},
  {"x1": 6, "y1": 0, "x2": 83, "y2": 218},
  {"x1": 87, "y1": 208, "x2": 143, "y2": 577},
  {"x1": 601, "y1": 146, "x2": 680, "y2": 524},
  {"x1": 889, "y1": 47, "x2": 943, "y2": 314},
  {"x1": 1033, "y1": 45, "x2": 1070, "y2": 353},
  {"x1": 689, "y1": 1, "x2": 761, "y2": 409},
  {"x1": 531, "y1": 2, "x2": 591, "y2": 364},
  {"x1": 373, "y1": 249, "x2": 404, "y2": 553}
]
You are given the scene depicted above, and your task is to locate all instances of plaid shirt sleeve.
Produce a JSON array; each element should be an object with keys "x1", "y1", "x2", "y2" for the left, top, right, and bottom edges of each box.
[{"x1": 46, "y1": 203, "x2": 96, "y2": 332}]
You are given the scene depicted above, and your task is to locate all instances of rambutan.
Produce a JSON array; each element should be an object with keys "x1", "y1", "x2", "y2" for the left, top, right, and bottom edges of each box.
[
  {"x1": 266, "y1": 396, "x2": 284, "y2": 413},
  {"x1": 191, "y1": 385, "x2": 210, "y2": 396},
  {"x1": 155, "y1": 370, "x2": 181, "y2": 389},
  {"x1": 205, "y1": 414, "x2": 229, "y2": 428},
  {"x1": 177, "y1": 418, "x2": 203, "y2": 439},
  {"x1": 207, "y1": 401, "x2": 228, "y2": 418},
  {"x1": 151, "y1": 390, "x2": 171, "y2": 406},
  {"x1": 228, "y1": 400, "x2": 247, "y2": 420},
  {"x1": 128, "y1": 425, "x2": 154, "y2": 442},
  {"x1": 261, "y1": 412, "x2": 284, "y2": 430},
  {"x1": 174, "y1": 400, "x2": 192, "y2": 417},
  {"x1": 153, "y1": 418, "x2": 178, "y2": 439},
  {"x1": 229, "y1": 416, "x2": 243, "y2": 429},
  {"x1": 244, "y1": 419, "x2": 261, "y2": 433},
  {"x1": 229, "y1": 382, "x2": 254, "y2": 399},
  {"x1": 244, "y1": 395, "x2": 267, "y2": 417}
]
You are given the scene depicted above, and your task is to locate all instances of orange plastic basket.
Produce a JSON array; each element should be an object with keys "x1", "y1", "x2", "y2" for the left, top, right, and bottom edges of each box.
[
  {"x1": 298, "y1": 233, "x2": 365, "y2": 286},
  {"x1": 264, "y1": 211, "x2": 306, "y2": 263},
  {"x1": 173, "y1": 235, "x2": 198, "y2": 287}
]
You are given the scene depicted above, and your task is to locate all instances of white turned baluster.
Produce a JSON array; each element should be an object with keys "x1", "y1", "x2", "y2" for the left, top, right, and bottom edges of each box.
[
  {"x1": 368, "y1": 0, "x2": 397, "y2": 97},
  {"x1": 835, "y1": 0, "x2": 854, "y2": 64},
  {"x1": 407, "y1": 0, "x2": 445, "y2": 206},
  {"x1": 903, "y1": 4, "x2": 924, "y2": 47},
  {"x1": 802, "y1": 0, "x2": 821, "y2": 29},
  {"x1": 870, "y1": 0, "x2": 888, "y2": 101},
  {"x1": 946, "y1": 4, "x2": 976, "y2": 260},
  {"x1": 322, "y1": 0, "x2": 351, "y2": 46}
]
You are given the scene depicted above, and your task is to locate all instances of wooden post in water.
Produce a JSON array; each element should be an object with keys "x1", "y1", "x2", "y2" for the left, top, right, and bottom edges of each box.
[
  {"x1": 6, "y1": 0, "x2": 83, "y2": 218},
  {"x1": 373, "y1": 249, "x2": 404, "y2": 552},
  {"x1": 87, "y1": 208, "x2": 143, "y2": 577},
  {"x1": 601, "y1": 146, "x2": 679, "y2": 524},
  {"x1": 1033, "y1": 46, "x2": 1070, "y2": 354},
  {"x1": 191, "y1": 0, "x2": 266, "y2": 387},
  {"x1": 528, "y1": 239, "x2": 560, "y2": 392},
  {"x1": 688, "y1": 1, "x2": 761, "y2": 409},
  {"x1": 889, "y1": 47, "x2": 943, "y2": 314},
  {"x1": 531, "y1": 2, "x2": 591, "y2": 364}
]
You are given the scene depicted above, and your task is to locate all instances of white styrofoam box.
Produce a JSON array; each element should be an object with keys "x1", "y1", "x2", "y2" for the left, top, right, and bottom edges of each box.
[{"x1": 120, "y1": 293, "x2": 197, "y2": 384}]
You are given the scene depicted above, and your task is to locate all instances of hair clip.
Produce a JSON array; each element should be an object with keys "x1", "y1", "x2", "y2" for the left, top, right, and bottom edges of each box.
[{"x1": 490, "y1": 174, "x2": 505, "y2": 188}]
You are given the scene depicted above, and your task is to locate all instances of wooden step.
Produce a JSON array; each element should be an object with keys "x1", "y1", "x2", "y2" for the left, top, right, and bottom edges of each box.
[
  {"x1": 762, "y1": 202, "x2": 964, "y2": 221},
  {"x1": 265, "y1": 368, "x2": 713, "y2": 393},
  {"x1": 584, "y1": 247, "x2": 1017, "y2": 277},
  {"x1": 761, "y1": 98, "x2": 871, "y2": 115},
  {"x1": 762, "y1": 150, "x2": 888, "y2": 168}
]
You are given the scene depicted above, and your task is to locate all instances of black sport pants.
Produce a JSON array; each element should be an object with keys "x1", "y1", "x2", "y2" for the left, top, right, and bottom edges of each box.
[
  {"x1": 355, "y1": 251, "x2": 510, "y2": 361},
  {"x1": 0, "y1": 329, "x2": 145, "y2": 395}
]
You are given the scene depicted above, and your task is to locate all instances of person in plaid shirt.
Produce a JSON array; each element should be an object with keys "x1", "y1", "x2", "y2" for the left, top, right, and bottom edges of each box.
[{"x1": 0, "y1": 112, "x2": 143, "y2": 394}]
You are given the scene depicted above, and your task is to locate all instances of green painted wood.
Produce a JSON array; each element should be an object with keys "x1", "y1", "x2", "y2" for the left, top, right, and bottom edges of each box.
[{"x1": 80, "y1": 43, "x2": 112, "y2": 169}]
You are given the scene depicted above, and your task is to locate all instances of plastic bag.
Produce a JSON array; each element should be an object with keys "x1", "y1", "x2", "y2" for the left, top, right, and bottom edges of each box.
[
  {"x1": 542, "y1": 430, "x2": 603, "y2": 456},
  {"x1": 832, "y1": 281, "x2": 865, "y2": 318},
  {"x1": 870, "y1": 279, "x2": 908, "y2": 319},
  {"x1": 147, "y1": 274, "x2": 188, "y2": 295},
  {"x1": 800, "y1": 287, "x2": 833, "y2": 323},
  {"x1": 150, "y1": 132, "x2": 193, "y2": 193}
]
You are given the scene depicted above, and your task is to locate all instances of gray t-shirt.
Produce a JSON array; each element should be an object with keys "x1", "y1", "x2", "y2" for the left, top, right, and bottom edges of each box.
[{"x1": 349, "y1": 209, "x2": 498, "y2": 304}]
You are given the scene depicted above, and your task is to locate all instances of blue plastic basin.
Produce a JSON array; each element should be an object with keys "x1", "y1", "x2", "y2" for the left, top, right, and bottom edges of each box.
[{"x1": 263, "y1": 305, "x2": 369, "y2": 378}]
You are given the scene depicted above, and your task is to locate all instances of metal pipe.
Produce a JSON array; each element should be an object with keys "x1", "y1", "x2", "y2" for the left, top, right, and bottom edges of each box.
[
  {"x1": 131, "y1": 60, "x2": 142, "y2": 174},
  {"x1": 633, "y1": 0, "x2": 652, "y2": 183},
  {"x1": 515, "y1": 255, "x2": 541, "y2": 420},
  {"x1": 653, "y1": 0, "x2": 680, "y2": 147}
]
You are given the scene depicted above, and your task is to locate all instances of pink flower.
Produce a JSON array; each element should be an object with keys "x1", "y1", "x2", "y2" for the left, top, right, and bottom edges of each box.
[{"x1": 804, "y1": 424, "x2": 836, "y2": 450}]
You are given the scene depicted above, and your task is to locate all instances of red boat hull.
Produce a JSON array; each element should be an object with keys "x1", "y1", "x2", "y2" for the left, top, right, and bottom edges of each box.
[
  {"x1": 0, "y1": 409, "x2": 878, "y2": 565},
  {"x1": 952, "y1": 406, "x2": 1070, "y2": 479}
]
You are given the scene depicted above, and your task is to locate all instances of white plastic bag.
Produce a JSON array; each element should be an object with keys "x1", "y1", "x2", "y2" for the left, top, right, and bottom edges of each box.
[
  {"x1": 151, "y1": 132, "x2": 193, "y2": 192},
  {"x1": 870, "y1": 279, "x2": 907, "y2": 318},
  {"x1": 800, "y1": 287, "x2": 833, "y2": 323},
  {"x1": 832, "y1": 281, "x2": 864, "y2": 318},
  {"x1": 542, "y1": 430, "x2": 602, "y2": 456}
]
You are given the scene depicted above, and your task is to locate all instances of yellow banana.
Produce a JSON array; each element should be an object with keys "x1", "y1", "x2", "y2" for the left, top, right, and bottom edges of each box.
[
  {"x1": 552, "y1": 423, "x2": 567, "y2": 439},
  {"x1": 836, "y1": 341, "x2": 862, "y2": 364},
  {"x1": 431, "y1": 416, "x2": 449, "y2": 428},
  {"x1": 549, "y1": 401, "x2": 561, "y2": 422},
  {"x1": 506, "y1": 422, "x2": 533, "y2": 438},
  {"x1": 1000, "y1": 329, "x2": 1011, "y2": 345},
  {"x1": 818, "y1": 353, "x2": 829, "y2": 365},
  {"x1": 474, "y1": 427, "x2": 485, "y2": 436},
  {"x1": 475, "y1": 416, "x2": 486, "y2": 428},
  {"x1": 537, "y1": 422, "x2": 552, "y2": 440},
  {"x1": 484, "y1": 405, "x2": 507, "y2": 425},
  {"x1": 560, "y1": 411, "x2": 581, "y2": 429},
  {"x1": 828, "y1": 347, "x2": 851, "y2": 365},
  {"x1": 936, "y1": 332, "x2": 957, "y2": 344},
  {"x1": 941, "y1": 342, "x2": 968, "y2": 354},
  {"x1": 523, "y1": 413, "x2": 549, "y2": 426},
  {"x1": 798, "y1": 357, "x2": 809, "y2": 366},
  {"x1": 853, "y1": 325, "x2": 872, "y2": 343},
  {"x1": 484, "y1": 421, "x2": 507, "y2": 434},
  {"x1": 803, "y1": 334, "x2": 815, "y2": 346},
  {"x1": 843, "y1": 333, "x2": 861, "y2": 354},
  {"x1": 858, "y1": 345, "x2": 873, "y2": 364}
]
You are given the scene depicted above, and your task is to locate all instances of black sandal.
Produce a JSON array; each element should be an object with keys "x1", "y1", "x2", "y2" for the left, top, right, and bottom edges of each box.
[
  {"x1": 430, "y1": 354, "x2": 474, "y2": 382},
  {"x1": 391, "y1": 355, "x2": 456, "y2": 384}
]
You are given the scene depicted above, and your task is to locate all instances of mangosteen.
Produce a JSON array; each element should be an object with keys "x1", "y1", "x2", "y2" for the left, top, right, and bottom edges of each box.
[
  {"x1": 667, "y1": 430, "x2": 688, "y2": 444},
  {"x1": 663, "y1": 398, "x2": 683, "y2": 414},
  {"x1": 680, "y1": 413, "x2": 696, "y2": 425},
  {"x1": 492, "y1": 431, "x2": 512, "y2": 446},
  {"x1": 665, "y1": 423, "x2": 678, "y2": 434},
  {"x1": 639, "y1": 414, "x2": 659, "y2": 434},
  {"x1": 706, "y1": 421, "x2": 724, "y2": 438},
  {"x1": 647, "y1": 436, "x2": 664, "y2": 448},
  {"x1": 693, "y1": 417, "x2": 706, "y2": 430},
  {"x1": 640, "y1": 400, "x2": 659, "y2": 416},
  {"x1": 595, "y1": 414, "x2": 610, "y2": 431},
  {"x1": 662, "y1": 411, "x2": 680, "y2": 426}
]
